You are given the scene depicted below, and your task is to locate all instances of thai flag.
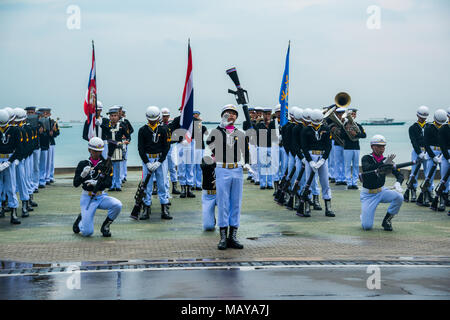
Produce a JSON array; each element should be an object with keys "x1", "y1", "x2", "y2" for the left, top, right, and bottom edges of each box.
[
  {"x1": 83, "y1": 41, "x2": 97, "y2": 140},
  {"x1": 179, "y1": 40, "x2": 194, "y2": 142}
]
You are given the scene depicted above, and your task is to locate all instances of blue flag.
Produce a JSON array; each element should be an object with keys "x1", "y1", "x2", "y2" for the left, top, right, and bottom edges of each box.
[{"x1": 279, "y1": 42, "x2": 290, "y2": 126}]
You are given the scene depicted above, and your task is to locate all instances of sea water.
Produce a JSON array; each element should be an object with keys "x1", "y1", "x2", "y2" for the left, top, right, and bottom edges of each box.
[{"x1": 55, "y1": 122, "x2": 415, "y2": 168}]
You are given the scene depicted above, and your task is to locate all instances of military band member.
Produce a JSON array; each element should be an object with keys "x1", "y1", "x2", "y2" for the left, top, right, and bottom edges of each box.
[
  {"x1": 119, "y1": 108, "x2": 133, "y2": 183},
  {"x1": 438, "y1": 107, "x2": 450, "y2": 212},
  {"x1": 102, "y1": 106, "x2": 130, "y2": 191},
  {"x1": 243, "y1": 106, "x2": 257, "y2": 182},
  {"x1": 37, "y1": 107, "x2": 51, "y2": 188},
  {"x1": 330, "y1": 107, "x2": 346, "y2": 185},
  {"x1": 24, "y1": 106, "x2": 41, "y2": 193},
  {"x1": 206, "y1": 104, "x2": 250, "y2": 250},
  {"x1": 301, "y1": 109, "x2": 334, "y2": 217},
  {"x1": 343, "y1": 108, "x2": 366, "y2": 189},
  {"x1": 47, "y1": 109, "x2": 59, "y2": 184},
  {"x1": 21, "y1": 108, "x2": 38, "y2": 210},
  {"x1": 193, "y1": 110, "x2": 207, "y2": 190},
  {"x1": 256, "y1": 107, "x2": 276, "y2": 189},
  {"x1": 408, "y1": 106, "x2": 429, "y2": 201},
  {"x1": 138, "y1": 106, "x2": 172, "y2": 220},
  {"x1": 201, "y1": 156, "x2": 217, "y2": 231},
  {"x1": 72, "y1": 137, "x2": 122, "y2": 237},
  {"x1": 82, "y1": 101, "x2": 110, "y2": 159},
  {"x1": 0, "y1": 109, "x2": 21, "y2": 224},
  {"x1": 423, "y1": 109, "x2": 448, "y2": 203},
  {"x1": 360, "y1": 135, "x2": 404, "y2": 231},
  {"x1": 161, "y1": 108, "x2": 181, "y2": 195}
]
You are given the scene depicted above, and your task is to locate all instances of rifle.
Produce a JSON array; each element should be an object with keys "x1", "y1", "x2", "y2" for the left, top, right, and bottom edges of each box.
[
  {"x1": 285, "y1": 164, "x2": 306, "y2": 210},
  {"x1": 403, "y1": 158, "x2": 423, "y2": 202},
  {"x1": 274, "y1": 167, "x2": 289, "y2": 202},
  {"x1": 130, "y1": 171, "x2": 154, "y2": 220},
  {"x1": 296, "y1": 171, "x2": 316, "y2": 217},
  {"x1": 416, "y1": 161, "x2": 439, "y2": 207},
  {"x1": 430, "y1": 167, "x2": 450, "y2": 211},
  {"x1": 276, "y1": 163, "x2": 297, "y2": 205},
  {"x1": 226, "y1": 67, "x2": 252, "y2": 129},
  {"x1": 359, "y1": 160, "x2": 416, "y2": 182}
]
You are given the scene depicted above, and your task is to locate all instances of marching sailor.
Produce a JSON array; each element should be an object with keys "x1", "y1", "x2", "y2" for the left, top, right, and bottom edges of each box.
[
  {"x1": 206, "y1": 104, "x2": 250, "y2": 250},
  {"x1": 161, "y1": 108, "x2": 181, "y2": 195},
  {"x1": 24, "y1": 106, "x2": 40, "y2": 193},
  {"x1": 201, "y1": 155, "x2": 217, "y2": 231},
  {"x1": 47, "y1": 108, "x2": 59, "y2": 184},
  {"x1": 20, "y1": 108, "x2": 38, "y2": 211},
  {"x1": 72, "y1": 137, "x2": 122, "y2": 237},
  {"x1": 343, "y1": 108, "x2": 366, "y2": 190},
  {"x1": 101, "y1": 106, "x2": 130, "y2": 191},
  {"x1": 137, "y1": 106, "x2": 172, "y2": 220},
  {"x1": 423, "y1": 109, "x2": 447, "y2": 205},
  {"x1": 119, "y1": 108, "x2": 133, "y2": 183},
  {"x1": 0, "y1": 109, "x2": 21, "y2": 224},
  {"x1": 256, "y1": 107, "x2": 276, "y2": 189},
  {"x1": 407, "y1": 106, "x2": 429, "y2": 201},
  {"x1": 301, "y1": 109, "x2": 334, "y2": 217},
  {"x1": 360, "y1": 135, "x2": 404, "y2": 231},
  {"x1": 193, "y1": 110, "x2": 208, "y2": 190},
  {"x1": 289, "y1": 108, "x2": 307, "y2": 204},
  {"x1": 438, "y1": 107, "x2": 450, "y2": 212}
]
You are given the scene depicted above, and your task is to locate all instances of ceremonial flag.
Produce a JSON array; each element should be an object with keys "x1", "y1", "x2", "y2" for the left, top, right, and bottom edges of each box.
[
  {"x1": 180, "y1": 39, "x2": 194, "y2": 142},
  {"x1": 83, "y1": 40, "x2": 97, "y2": 140},
  {"x1": 279, "y1": 41, "x2": 290, "y2": 126}
]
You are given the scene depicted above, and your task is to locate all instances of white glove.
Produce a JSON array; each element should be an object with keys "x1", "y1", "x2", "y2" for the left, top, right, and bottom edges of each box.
[
  {"x1": 301, "y1": 158, "x2": 307, "y2": 165},
  {"x1": 85, "y1": 179, "x2": 97, "y2": 187},
  {"x1": 13, "y1": 159, "x2": 20, "y2": 165},
  {"x1": 0, "y1": 162, "x2": 7, "y2": 172},
  {"x1": 448, "y1": 158, "x2": 450, "y2": 165},
  {"x1": 152, "y1": 161, "x2": 161, "y2": 171},
  {"x1": 393, "y1": 181, "x2": 403, "y2": 193},
  {"x1": 309, "y1": 161, "x2": 318, "y2": 173},
  {"x1": 219, "y1": 113, "x2": 231, "y2": 128},
  {"x1": 418, "y1": 152, "x2": 426, "y2": 160},
  {"x1": 3, "y1": 161, "x2": 10, "y2": 170},
  {"x1": 80, "y1": 166, "x2": 91, "y2": 178},
  {"x1": 95, "y1": 118, "x2": 101, "y2": 126},
  {"x1": 433, "y1": 156, "x2": 441, "y2": 164},
  {"x1": 181, "y1": 139, "x2": 189, "y2": 146},
  {"x1": 244, "y1": 164, "x2": 255, "y2": 175},
  {"x1": 316, "y1": 158, "x2": 326, "y2": 169},
  {"x1": 146, "y1": 162, "x2": 154, "y2": 172}
]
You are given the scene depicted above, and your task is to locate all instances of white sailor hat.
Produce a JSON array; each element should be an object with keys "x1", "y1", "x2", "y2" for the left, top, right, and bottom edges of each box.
[
  {"x1": 263, "y1": 107, "x2": 272, "y2": 113},
  {"x1": 416, "y1": 106, "x2": 429, "y2": 118},
  {"x1": 88, "y1": 137, "x2": 105, "y2": 151},
  {"x1": 348, "y1": 107, "x2": 358, "y2": 112},
  {"x1": 370, "y1": 134, "x2": 387, "y2": 146},
  {"x1": 274, "y1": 104, "x2": 281, "y2": 112},
  {"x1": 121, "y1": 108, "x2": 127, "y2": 113},
  {"x1": 161, "y1": 108, "x2": 170, "y2": 116},
  {"x1": 221, "y1": 104, "x2": 239, "y2": 117},
  {"x1": 96, "y1": 101, "x2": 103, "y2": 110},
  {"x1": 248, "y1": 107, "x2": 255, "y2": 112},
  {"x1": 107, "y1": 106, "x2": 120, "y2": 114},
  {"x1": 336, "y1": 107, "x2": 346, "y2": 113},
  {"x1": 254, "y1": 106, "x2": 264, "y2": 112}
]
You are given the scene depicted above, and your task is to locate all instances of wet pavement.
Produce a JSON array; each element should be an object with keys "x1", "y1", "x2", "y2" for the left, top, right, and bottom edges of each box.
[{"x1": 0, "y1": 264, "x2": 449, "y2": 299}]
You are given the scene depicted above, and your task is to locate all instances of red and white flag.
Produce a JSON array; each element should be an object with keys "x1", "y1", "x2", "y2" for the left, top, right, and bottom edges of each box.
[
  {"x1": 179, "y1": 40, "x2": 194, "y2": 143},
  {"x1": 83, "y1": 41, "x2": 97, "y2": 140}
]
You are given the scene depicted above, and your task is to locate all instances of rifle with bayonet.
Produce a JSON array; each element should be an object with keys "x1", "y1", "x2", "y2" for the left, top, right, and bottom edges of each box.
[
  {"x1": 416, "y1": 161, "x2": 439, "y2": 207},
  {"x1": 296, "y1": 171, "x2": 316, "y2": 217},
  {"x1": 226, "y1": 67, "x2": 252, "y2": 129},
  {"x1": 359, "y1": 160, "x2": 416, "y2": 182},
  {"x1": 403, "y1": 158, "x2": 423, "y2": 202},
  {"x1": 130, "y1": 170, "x2": 155, "y2": 220},
  {"x1": 430, "y1": 167, "x2": 450, "y2": 211},
  {"x1": 276, "y1": 164, "x2": 298, "y2": 205},
  {"x1": 285, "y1": 164, "x2": 306, "y2": 210}
]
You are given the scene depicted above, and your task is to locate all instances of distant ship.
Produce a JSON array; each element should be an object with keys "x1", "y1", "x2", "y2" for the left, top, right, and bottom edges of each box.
[{"x1": 361, "y1": 118, "x2": 406, "y2": 126}]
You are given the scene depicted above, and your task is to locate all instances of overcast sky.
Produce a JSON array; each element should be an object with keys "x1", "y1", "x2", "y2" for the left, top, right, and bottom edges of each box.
[{"x1": 0, "y1": 0, "x2": 449, "y2": 122}]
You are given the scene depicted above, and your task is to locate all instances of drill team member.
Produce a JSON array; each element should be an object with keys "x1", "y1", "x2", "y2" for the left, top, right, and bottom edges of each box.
[
  {"x1": 281, "y1": 107, "x2": 298, "y2": 182},
  {"x1": 252, "y1": 106, "x2": 265, "y2": 185},
  {"x1": 102, "y1": 106, "x2": 130, "y2": 191},
  {"x1": 243, "y1": 107, "x2": 257, "y2": 182},
  {"x1": 37, "y1": 107, "x2": 51, "y2": 188},
  {"x1": 360, "y1": 135, "x2": 404, "y2": 231},
  {"x1": 119, "y1": 108, "x2": 133, "y2": 183},
  {"x1": 423, "y1": 109, "x2": 447, "y2": 204},
  {"x1": 72, "y1": 137, "x2": 122, "y2": 237},
  {"x1": 161, "y1": 108, "x2": 181, "y2": 195},
  {"x1": 289, "y1": 108, "x2": 307, "y2": 200},
  {"x1": 193, "y1": 110, "x2": 208, "y2": 190},
  {"x1": 343, "y1": 108, "x2": 366, "y2": 189},
  {"x1": 256, "y1": 107, "x2": 276, "y2": 189},
  {"x1": 407, "y1": 106, "x2": 429, "y2": 201},
  {"x1": 138, "y1": 106, "x2": 172, "y2": 220},
  {"x1": 201, "y1": 155, "x2": 217, "y2": 231},
  {"x1": 47, "y1": 109, "x2": 59, "y2": 184},
  {"x1": 301, "y1": 109, "x2": 334, "y2": 217},
  {"x1": 438, "y1": 107, "x2": 450, "y2": 212},
  {"x1": 82, "y1": 101, "x2": 109, "y2": 159},
  {"x1": 25, "y1": 106, "x2": 40, "y2": 193},
  {"x1": 0, "y1": 109, "x2": 21, "y2": 224},
  {"x1": 20, "y1": 108, "x2": 38, "y2": 211},
  {"x1": 206, "y1": 104, "x2": 250, "y2": 250}
]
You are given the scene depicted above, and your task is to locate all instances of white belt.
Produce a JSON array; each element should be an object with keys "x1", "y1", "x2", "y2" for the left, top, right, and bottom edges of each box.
[{"x1": 82, "y1": 190, "x2": 105, "y2": 197}]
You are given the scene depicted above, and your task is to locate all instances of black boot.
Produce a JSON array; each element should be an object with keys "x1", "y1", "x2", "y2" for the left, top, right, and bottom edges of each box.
[
  {"x1": 438, "y1": 194, "x2": 446, "y2": 212},
  {"x1": 445, "y1": 193, "x2": 450, "y2": 207},
  {"x1": 186, "y1": 185, "x2": 196, "y2": 198},
  {"x1": 172, "y1": 182, "x2": 181, "y2": 195},
  {"x1": 29, "y1": 194, "x2": 38, "y2": 207},
  {"x1": 324, "y1": 199, "x2": 335, "y2": 217},
  {"x1": 100, "y1": 217, "x2": 114, "y2": 237},
  {"x1": 140, "y1": 205, "x2": 150, "y2": 220},
  {"x1": 21, "y1": 201, "x2": 29, "y2": 218},
  {"x1": 218, "y1": 227, "x2": 228, "y2": 250},
  {"x1": 313, "y1": 195, "x2": 322, "y2": 211},
  {"x1": 285, "y1": 194, "x2": 294, "y2": 210},
  {"x1": 26, "y1": 199, "x2": 34, "y2": 212},
  {"x1": 0, "y1": 206, "x2": 5, "y2": 218},
  {"x1": 410, "y1": 189, "x2": 417, "y2": 203},
  {"x1": 382, "y1": 212, "x2": 394, "y2": 231},
  {"x1": 10, "y1": 208, "x2": 21, "y2": 225},
  {"x1": 296, "y1": 201, "x2": 309, "y2": 217},
  {"x1": 227, "y1": 226, "x2": 244, "y2": 249},
  {"x1": 304, "y1": 200, "x2": 311, "y2": 217},
  {"x1": 273, "y1": 182, "x2": 278, "y2": 196},
  {"x1": 161, "y1": 204, "x2": 172, "y2": 220},
  {"x1": 423, "y1": 191, "x2": 432, "y2": 207},
  {"x1": 152, "y1": 181, "x2": 157, "y2": 195},
  {"x1": 73, "y1": 214, "x2": 81, "y2": 233},
  {"x1": 180, "y1": 185, "x2": 187, "y2": 198}
]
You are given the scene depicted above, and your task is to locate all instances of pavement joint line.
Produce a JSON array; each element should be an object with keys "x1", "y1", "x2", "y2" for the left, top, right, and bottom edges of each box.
[{"x1": 1, "y1": 264, "x2": 449, "y2": 278}]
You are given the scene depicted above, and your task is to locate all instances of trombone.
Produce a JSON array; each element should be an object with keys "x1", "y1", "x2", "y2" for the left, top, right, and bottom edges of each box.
[{"x1": 323, "y1": 92, "x2": 351, "y2": 146}]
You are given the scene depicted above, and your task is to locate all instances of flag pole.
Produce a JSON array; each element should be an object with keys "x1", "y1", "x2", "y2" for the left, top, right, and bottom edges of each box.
[{"x1": 92, "y1": 40, "x2": 97, "y2": 118}]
